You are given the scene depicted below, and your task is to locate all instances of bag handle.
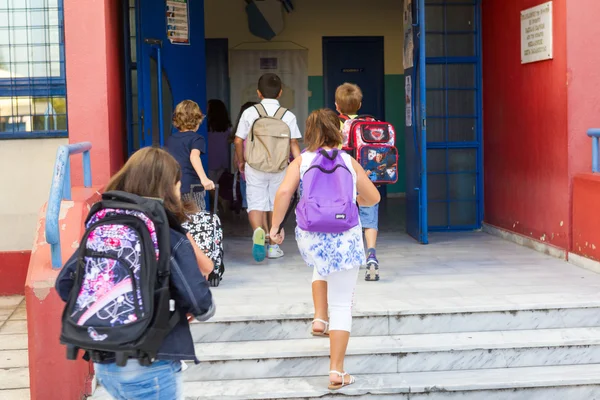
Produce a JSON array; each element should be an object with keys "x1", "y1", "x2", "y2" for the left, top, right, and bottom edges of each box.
[
  {"x1": 355, "y1": 114, "x2": 379, "y2": 121},
  {"x1": 102, "y1": 190, "x2": 149, "y2": 204},
  {"x1": 318, "y1": 148, "x2": 339, "y2": 161}
]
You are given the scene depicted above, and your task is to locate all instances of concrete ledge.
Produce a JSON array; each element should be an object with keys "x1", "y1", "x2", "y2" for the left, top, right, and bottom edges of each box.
[
  {"x1": 482, "y1": 223, "x2": 566, "y2": 260},
  {"x1": 568, "y1": 252, "x2": 600, "y2": 275}
]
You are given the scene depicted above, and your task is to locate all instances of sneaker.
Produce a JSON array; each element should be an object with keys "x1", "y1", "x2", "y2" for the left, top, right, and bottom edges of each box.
[
  {"x1": 267, "y1": 244, "x2": 284, "y2": 259},
  {"x1": 365, "y1": 256, "x2": 380, "y2": 281},
  {"x1": 252, "y1": 227, "x2": 266, "y2": 262}
]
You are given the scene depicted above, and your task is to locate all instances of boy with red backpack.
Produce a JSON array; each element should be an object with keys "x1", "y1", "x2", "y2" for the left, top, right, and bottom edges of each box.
[{"x1": 335, "y1": 83, "x2": 399, "y2": 281}]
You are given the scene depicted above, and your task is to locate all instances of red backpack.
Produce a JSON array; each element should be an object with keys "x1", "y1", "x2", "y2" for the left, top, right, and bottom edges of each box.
[{"x1": 340, "y1": 114, "x2": 399, "y2": 185}]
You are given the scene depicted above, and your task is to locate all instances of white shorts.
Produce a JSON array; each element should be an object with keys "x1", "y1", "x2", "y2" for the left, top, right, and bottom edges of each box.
[{"x1": 244, "y1": 163, "x2": 286, "y2": 212}]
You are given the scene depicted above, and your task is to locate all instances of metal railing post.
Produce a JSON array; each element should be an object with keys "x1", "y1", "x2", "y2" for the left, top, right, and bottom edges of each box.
[{"x1": 46, "y1": 142, "x2": 93, "y2": 269}]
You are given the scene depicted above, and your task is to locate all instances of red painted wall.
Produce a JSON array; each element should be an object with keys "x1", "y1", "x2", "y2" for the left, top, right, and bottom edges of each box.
[
  {"x1": 0, "y1": 251, "x2": 30, "y2": 295},
  {"x1": 566, "y1": 0, "x2": 600, "y2": 250},
  {"x1": 482, "y1": 0, "x2": 569, "y2": 248},
  {"x1": 26, "y1": 188, "x2": 102, "y2": 400},
  {"x1": 64, "y1": 0, "x2": 125, "y2": 187},
  {"x1": 572, "y1": 174, "x2": 600, "y2": 260}
]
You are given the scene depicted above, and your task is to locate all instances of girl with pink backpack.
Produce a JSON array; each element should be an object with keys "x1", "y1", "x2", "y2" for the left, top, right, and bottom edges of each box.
[{"x1": 270, "y1": 109, "x2": 380, "y2": 390}]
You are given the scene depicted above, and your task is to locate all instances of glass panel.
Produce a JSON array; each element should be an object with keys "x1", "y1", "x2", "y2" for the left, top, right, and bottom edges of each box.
[
  {"x1": 449, "y1": 201, "x2": 477, "y2": 226},
  {"x1": 447, "y1": 90, "x2": 475, "y2": 116},
  {"x1": 449, "y1": 173, "x2": 476, "y2": 200},
  {"x1": 428, "y1": 202, "x2": 447, "y2": 227},
  {"x1": 150, "y1": 58, "x2": 174, "y2": 146},
  {"x1": 427, "y1": 118, "x2": 445, "y2": 142},
  {"x1": 426, "y1": 34, "x2": 445, "y2": 58},
  {"x1": 428, "y1": 174, "x2": 447, "y2": 201},
  {"x1": 427, "y1": 148, "x2": 446, "y2": 173},
  {"x1": 446, "y1": 34, "x2": 476, "y2": 57},
  {"x1": 448, "y1": 149, "x2": 476, "y2": 171},
  {"x1": 427, "y1": 91, "x2": 446, "y2": 117},
  {"x1": 446, "y1": 6, "x2": 475, "y2": 32},
  {"x1": 426, "y1": 64, "x2": 445, "y2": 88},
  {"x1": 448, "y1": 118, "x2": 476, "y2": 142},
  {"x1": 447, "y1": 64, "x2": 475, "y2": 87},
  {"x1": 425, "y1": 5, "x2": 444, "y2": 31}
]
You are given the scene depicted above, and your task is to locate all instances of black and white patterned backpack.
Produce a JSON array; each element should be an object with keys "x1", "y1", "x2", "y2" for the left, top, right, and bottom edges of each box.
[{"x1": 182, "y1": 185, "x2": 224, "y2": 287}]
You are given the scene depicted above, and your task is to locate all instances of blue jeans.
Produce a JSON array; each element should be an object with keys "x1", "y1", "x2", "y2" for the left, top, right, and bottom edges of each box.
[
  {"x1": 94, "y1": 360, "x2": 182, "y2": 400},
  {"x1": 359, "y1": 204, "x2": 379, "y2": 230}
]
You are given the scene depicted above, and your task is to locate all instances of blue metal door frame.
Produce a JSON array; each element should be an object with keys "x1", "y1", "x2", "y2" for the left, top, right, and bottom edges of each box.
[{"x1": 425, "y1": 0, "x2": 483, "y2": 232}]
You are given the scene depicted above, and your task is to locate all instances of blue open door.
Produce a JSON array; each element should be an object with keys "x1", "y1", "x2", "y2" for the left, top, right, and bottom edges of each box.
[
  {"x1": 404, "y1": 0, "x2": 428, "y2": 244},
  {"x1": 135, "y1": 0, "x2": 208, "y2": 150}
]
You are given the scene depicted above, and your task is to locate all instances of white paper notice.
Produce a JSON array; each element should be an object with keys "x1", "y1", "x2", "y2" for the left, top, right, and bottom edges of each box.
[
  {"x1": 166, "y1": 0, "x2": 189, "y2": 45},
  {"x1": 521, "y1": 2, "x2": 553, "y2": 64}
]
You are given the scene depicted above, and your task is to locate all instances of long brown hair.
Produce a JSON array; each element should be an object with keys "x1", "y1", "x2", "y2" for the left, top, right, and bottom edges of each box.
[
  {"x1": 106, "y1": 147, "x2": 194, "y2": 223},
  {"x1": 304, "y1": 108, "x2": 343, "y2": 152}
]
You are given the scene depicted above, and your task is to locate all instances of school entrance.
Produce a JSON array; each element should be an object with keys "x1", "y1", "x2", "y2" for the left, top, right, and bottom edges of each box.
[{"x1": 122, "y1": 0, "x2": 483, "y2": 244}]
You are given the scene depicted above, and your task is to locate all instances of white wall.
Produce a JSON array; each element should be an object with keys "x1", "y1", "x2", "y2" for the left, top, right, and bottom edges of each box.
[{"x1": 0, "y1": 138, "x2": 68, "y2": 251}]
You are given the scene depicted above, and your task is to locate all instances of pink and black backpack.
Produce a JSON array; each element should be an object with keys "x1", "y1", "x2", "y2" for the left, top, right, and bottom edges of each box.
[{"x1": 60, "y1": 191, "x2": 179, "y2": 366}]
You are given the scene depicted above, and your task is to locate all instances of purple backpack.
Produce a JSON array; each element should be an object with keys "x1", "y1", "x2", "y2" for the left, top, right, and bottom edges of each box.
[{"x1": 296, "y1": 149, "x2": 359, "y2": 233}]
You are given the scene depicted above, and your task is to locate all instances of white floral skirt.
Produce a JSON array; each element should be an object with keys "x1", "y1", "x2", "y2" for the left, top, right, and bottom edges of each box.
[{"x1": 295, "y1": 224, "x2": 366, "y2": 277}]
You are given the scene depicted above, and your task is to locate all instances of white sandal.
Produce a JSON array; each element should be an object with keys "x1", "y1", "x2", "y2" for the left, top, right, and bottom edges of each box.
[
  {"x1": 311, "y1": 318, "x2": 330, "y2": 337},
  {"x1": 328, "y1": 370, "x2": 355, "y2": 390}
]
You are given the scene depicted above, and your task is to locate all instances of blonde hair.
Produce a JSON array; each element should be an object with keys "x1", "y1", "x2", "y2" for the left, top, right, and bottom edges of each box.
[
  {"x1": 335, "y1": 83, "x2": 363, "y2": 114},
  {"x1": 106, "y1": 147, "x2": 196, "y2": 223},
  {"x1": 304, "y1": 109, "x2": 343, "y2": 152},
  {"x1": 172, "y1": 100, "x2": 204, "y2": 132}
]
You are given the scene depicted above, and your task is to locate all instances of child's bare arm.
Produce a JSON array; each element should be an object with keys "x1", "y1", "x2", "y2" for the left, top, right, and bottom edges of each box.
[
  {"x1": 190, "y1": 149, "x2": 215, "y2": 190},
  {"x1": 290, "y1": 139, "x2": 301, "y2": 159}
]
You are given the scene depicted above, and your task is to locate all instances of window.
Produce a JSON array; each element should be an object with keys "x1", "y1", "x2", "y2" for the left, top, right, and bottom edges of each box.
[{"x1": 0, "y1": 0, "x2": 67, "y2": 139}]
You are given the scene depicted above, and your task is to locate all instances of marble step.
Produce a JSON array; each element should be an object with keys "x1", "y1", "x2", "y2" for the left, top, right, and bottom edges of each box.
[
  {"x1": 92, "y1": 364, "x2": 600, "y2": 399},
  {"x1": 191, "y1": 304, "x2": 600, "y2": 342},
  {"x1": 186, "y1": 327, "x2": 600, "y2": 381}
]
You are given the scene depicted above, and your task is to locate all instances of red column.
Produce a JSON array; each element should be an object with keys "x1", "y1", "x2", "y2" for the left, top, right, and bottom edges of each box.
[
  {"x1": 566, "y1": 0, "x2": 600, "y2": 252},
  {"x1": 64, "y1": 0, "x2": 126, "y2": 187}
]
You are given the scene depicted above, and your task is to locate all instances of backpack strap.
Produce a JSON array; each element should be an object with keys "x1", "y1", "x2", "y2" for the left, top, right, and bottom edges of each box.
[
  {"x1": 339, "y1": 114, "x2": 350, "y2": 122},
  {"x1": 273, "y1": 107, "x2": 288, "y2": 120},
  {"x1": 254, "y1": 104, "x2": 268, "y2": 118},
  {"x1": 319, "y1": 148, "x2": 339, "y2": 161}
]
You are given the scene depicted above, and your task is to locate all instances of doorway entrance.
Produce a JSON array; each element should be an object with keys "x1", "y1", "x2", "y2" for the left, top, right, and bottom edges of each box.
[{"x1": 405, "y1": 0, "x2": 483, "y2": 243}]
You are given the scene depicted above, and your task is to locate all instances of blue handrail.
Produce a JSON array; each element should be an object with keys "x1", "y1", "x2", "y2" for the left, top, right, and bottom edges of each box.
[
  {"x1": 46, "y1": 142, "x2": 93, "y2": 269},
  {"x1": 588, "y1": 129, "x2": 600, "y2": 173}
]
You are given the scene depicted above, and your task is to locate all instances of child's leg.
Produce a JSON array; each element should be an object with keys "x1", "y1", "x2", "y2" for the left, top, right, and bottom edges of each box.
[
  {"x1": 312, "y1": 267, "x2": 328, "y2": 334},
  {"x1": 266, "y1": 169, "x2": 286, "y2": 259},
  {"x1": 359, "y1": 205, "x2": 380, "y2": 281},
  {"x1": 245, "y1": 166, "x2": 270, "y2": 262},
  {"x1": 327, "y1": 267, "x2": 360, "y2": 382}
]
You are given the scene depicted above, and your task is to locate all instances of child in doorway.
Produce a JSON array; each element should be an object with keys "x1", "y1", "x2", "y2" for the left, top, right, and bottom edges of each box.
[
  {"x1": 166, "y1": 100, "x2": 215, "y2": 211},
  {"x1": 270, "y1": 109, "x2": 380, "y2": 389},
  {"x1": 232, "y1": 101, "x2": 259, "y2": 210},
  {"x1": 336, "y1": 82, "x2": 381, "y2": 281},
  {"x1": 233, "y1": 73, "x2": 302, "y2": 262},
  {"x1": 206, "y1": 99, "x2": 232, "y2": 185}
]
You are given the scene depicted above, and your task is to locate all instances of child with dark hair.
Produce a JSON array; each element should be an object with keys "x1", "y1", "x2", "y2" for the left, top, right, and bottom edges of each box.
[{"x1": 206, "y1": 99, "x2": 232, "y2": 185}]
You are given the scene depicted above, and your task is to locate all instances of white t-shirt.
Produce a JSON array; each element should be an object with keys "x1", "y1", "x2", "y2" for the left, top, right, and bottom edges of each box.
[{"x1": 234, "y1": 99, "x2": 302, "y2": 141}]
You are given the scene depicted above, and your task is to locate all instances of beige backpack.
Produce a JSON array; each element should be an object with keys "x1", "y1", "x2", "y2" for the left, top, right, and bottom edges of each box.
[{"x1": 245, "y1": 104, "x2": 291, "y2": 173}]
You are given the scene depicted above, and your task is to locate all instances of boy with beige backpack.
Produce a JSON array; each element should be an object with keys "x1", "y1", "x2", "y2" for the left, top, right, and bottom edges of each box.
[{"x1": 233, "y1": 73, "x2": 302, "y2": 262}]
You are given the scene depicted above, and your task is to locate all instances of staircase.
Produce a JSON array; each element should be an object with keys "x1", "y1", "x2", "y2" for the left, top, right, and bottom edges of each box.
[
  {"x1": 90, "y1": 232, "x2": 600, "y2": 399},
  {"x1": 176, "y1": 303, "x2": 600, "y2": 399}
]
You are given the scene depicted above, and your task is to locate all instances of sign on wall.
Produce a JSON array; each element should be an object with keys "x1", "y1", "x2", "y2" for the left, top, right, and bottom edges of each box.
[
  {"x1": 166, "y1": 0, "x2": 190, "y2": 45},
  {"x1": 521, "y1": 1, "x2": 553, "y2": 64}
]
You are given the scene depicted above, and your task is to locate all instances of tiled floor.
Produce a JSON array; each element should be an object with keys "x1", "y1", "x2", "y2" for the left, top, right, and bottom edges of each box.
[{"x1": 0, "y1": 296, "x2": 29, "y2": 400}]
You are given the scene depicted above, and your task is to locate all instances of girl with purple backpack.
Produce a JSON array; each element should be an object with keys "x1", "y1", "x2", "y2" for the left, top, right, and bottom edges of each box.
[{"x1": 270, "y1": 109, "x2": 380, "y2": 390}]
